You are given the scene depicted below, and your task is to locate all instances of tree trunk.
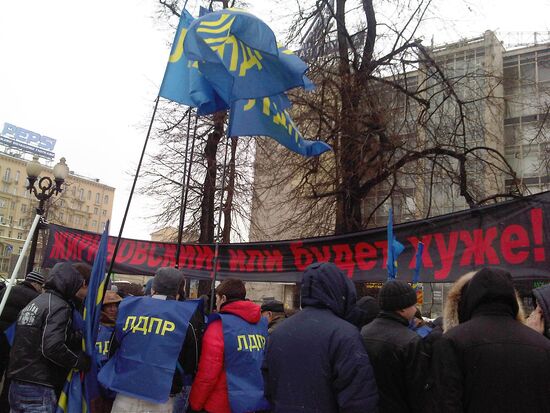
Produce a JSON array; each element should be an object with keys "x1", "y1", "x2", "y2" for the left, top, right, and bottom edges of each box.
[
  {"x1": 198, "y1": 111, "x2": 226, "y2": 243},
  {"x1": 222, "y1": 138, "x2": 237, "y2": 243}
]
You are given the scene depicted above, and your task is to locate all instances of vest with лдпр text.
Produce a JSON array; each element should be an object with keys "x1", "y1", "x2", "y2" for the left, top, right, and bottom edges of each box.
[
  {"x1": 98, "y1": 296, "x2": 200, "y2": 403},
  {"x1": 210, "y1": 312, "x2": 270, "y2": 413}
]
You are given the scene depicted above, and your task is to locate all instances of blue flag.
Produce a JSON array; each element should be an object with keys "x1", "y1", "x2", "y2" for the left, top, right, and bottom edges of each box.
[
  {"x1": 412, "y1": 242, "x2": 424, "y2": 287},
  {"x1": 56, "y1": 222, "x2": 110, "y2": 413},
  {"x1": 183, "y1": 9, "x2": 311, "y2": 103},
  {"x1": 387, "y1": 208, "x2": 405, "y2": 279},
  {"x1": 159, "y1": 8, "x2": 227, "y2": 115},
  {"x1": 228, "y1": 94, "x2": 331, "y2": 157}
]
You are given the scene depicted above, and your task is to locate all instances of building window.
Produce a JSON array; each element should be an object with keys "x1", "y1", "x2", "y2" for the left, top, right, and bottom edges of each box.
[
  {"x1": 18, "y1": 218, "x2": 24, "y2": 227},
  {"x1": 21, "y1": 204, "x2": 27, "y2": 213},
  {"x1": 95, "y1": 193, "x2": 100, "y2": 204},
  {"x1": 60, "y1": 199, "x2": 64, "y2": 207},
  {"x1": 14, "y1": 170, "x2": 20, "y2": 184},
  {"x1": 100, "y1": 221, "x2": 105, "y2": 230},
  {"x1": 17, "y1": 232, "x2": 22, "y2": 240},
  {"x1": 92, "y1": 220, "x2": 97, "y2": 227},
  {"x1": 10, "y1": 202, "x2": 15, "y2": 210},
  {"x1": 94, "y1": 207, "x2": 98, "y2": 215},
  {"x1": 8, "y1": 216, "x2": 13, "y2": 225},
  {"x1": 59, "y1": 212, "x2": 64, "y2": 220},
  {"x1": 87, "y1": 190, "x2": 91, "y2": 200},
  {"x1": 8, "y1": 231, "x2": 11, "y2": 238},
  {"x1": 0, "y1": 216, "x2": 4, "y2": 224},
  {"x1": 75, "y1": 216, "x2": 81, "y2": 225},
  {"x1": 0, "y1": 200, "x2": 5, "y2": 208},
  {"x1": 102, "y1": 209, "x2": 106, "y2": 216},
  {"x1": 4, "y1": 168, "x2": 10, "y2": 182},
  {"x1": 18, "y1": 247, "x2": 22, "y2": 254},
  {"x1": 12, "y1": 188, "x2": 16, "y2": 196},
  {"x1": 103, "y1": 195, "x2": 109, "y2": 204},
  {"x1": 2, "y1": 184, "x2": 9, "y2": 193},
  {"x1": 79, "y1": 188, "x2": 84, "y2": 201}
]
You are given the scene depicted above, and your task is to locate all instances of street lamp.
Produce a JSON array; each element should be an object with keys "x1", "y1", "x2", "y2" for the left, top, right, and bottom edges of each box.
[{"x1": 25, "y1": 156, "x2": 69, "y2": 274}]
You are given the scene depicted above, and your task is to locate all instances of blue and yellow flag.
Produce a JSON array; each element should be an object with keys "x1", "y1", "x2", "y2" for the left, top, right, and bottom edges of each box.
[
  {"x1": 228, "y1": 94, "x2": 331, "y2": 157},
  {"x1": 387, "y1": 208, "x2": 405, "y2": 280},
  {"x1": 159, "y1": 9, "x2": 227, "y2": 115},
  {"x1": 183, "y1": 9, "x2": 311, "y2": 104},
  {"x1": 56, "y1": 222, "x2": 110, "y2": 413}
]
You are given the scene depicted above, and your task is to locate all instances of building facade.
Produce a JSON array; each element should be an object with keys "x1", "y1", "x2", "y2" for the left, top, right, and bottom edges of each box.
[{"x1": 0, "y1": 151, "x2": 115, "y2": 278}]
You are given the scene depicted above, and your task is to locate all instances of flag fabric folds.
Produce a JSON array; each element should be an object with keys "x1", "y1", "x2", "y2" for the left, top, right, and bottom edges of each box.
[
  {"x1": 228, "y1": 95, "x2": 331, "y2": 157},
  {"x1": 56, "y1": 222, "x2": 110, "y2": 413},
  {"x1": 386, "y1": 208, "x2": 405, "y2": 280},
  {"x1": 183, "y1": 9, "x2": 310, "y2": 103},
  {"x1": 159, "y1": 9, "x2": 227, "y2": 115}
]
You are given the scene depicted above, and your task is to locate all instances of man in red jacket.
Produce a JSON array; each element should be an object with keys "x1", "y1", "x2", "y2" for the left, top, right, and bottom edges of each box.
[{"x1": 189, "y1": 278, "x2": 269, "y2": 413}]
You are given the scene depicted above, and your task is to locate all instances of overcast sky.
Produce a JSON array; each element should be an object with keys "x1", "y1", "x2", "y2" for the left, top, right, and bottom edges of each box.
[{"x1": 0, "y1": 0, "x2": 548, "y2": 241}]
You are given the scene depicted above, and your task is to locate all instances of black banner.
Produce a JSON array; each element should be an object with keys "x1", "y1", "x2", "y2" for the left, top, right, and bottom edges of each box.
[{"x1": 42, "y1": 191, "x2": 550, "y2": 282}]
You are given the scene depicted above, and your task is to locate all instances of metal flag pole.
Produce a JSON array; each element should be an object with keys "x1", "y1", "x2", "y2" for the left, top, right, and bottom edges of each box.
[
  {"x1": 105, "y1": 97, "x2": 160, "y2": 288},
  {"x1": 0, "y1": 213, "x2": 41, "y2": 318},
  {"x1": 209, "y1": 136, "x2": 230, "y2": 313},
  {"x1": 175, "y1": 109, "x2": 193, "y2": 268}
]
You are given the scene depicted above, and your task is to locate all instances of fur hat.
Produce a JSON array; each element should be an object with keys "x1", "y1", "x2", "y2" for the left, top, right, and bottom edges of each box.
[
  {"x1": 103, "y1": 290, "x2": 122, "y2": 305},
  {"x1": 378, "y1": 280, "x2": 417, "y2": 311}
]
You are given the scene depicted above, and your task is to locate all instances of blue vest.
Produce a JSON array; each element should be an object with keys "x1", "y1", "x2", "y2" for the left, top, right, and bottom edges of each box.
[
  {"x1": 98, "y1": 296, "x2": 199, "y2": 404},
  {"x1": 210, "y1": 312, "x2": 270, "y2": 413},
  {"x1": 96, "y1": 324, "x2": 116, "y2": 399}
]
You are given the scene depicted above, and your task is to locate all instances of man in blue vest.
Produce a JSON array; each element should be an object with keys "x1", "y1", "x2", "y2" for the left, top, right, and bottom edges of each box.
[
  {"x1": 98, "y1": 267, "x2": 204, "y2": 413},
  {"x1": 189, "y1": 278, "x2": 270, "y2": 413}
]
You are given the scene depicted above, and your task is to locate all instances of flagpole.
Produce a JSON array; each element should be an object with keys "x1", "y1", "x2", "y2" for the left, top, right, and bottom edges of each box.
[
  {"x1": 175, "y1": 109, "x2": 193, "y2": 268},
  {"x1": 105, "y1": 96, "x2": 160, "y2": 288},
  {"x1": 0, "y1": 213, "x2": 41, "y2": 318},
  {"x1": 209, "y1": 136, "x2": 230, "y2": 313}
]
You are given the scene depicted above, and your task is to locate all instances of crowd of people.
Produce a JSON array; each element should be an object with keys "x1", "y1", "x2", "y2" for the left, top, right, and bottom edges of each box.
[{"x1": 1, "y1": 261, "x2": 550, "y2": 412}]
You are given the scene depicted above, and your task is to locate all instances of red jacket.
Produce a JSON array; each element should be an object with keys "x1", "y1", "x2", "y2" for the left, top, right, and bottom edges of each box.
[{"x1": 189, "y1": 300, "x2": 262, "y2": 413}]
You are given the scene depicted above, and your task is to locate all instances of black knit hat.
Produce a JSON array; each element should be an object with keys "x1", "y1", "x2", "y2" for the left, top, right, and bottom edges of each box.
[
  {"x1": 261, "y1": 300, "x2": 285, "y2": 313},
  {"x1": 25, "y1": 270, "x2": 45, "y2": 285},
  {"x1": 379, "y1": 280, "x2": 417, "y2": 311}
]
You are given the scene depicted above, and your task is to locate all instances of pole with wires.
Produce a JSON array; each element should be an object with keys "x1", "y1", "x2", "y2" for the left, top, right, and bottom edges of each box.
[{"x1": 105, "y1": 97, "x2": 160, "y2": 289}]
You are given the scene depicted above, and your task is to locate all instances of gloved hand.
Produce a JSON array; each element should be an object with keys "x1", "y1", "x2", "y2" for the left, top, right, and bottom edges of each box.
[{"x1": 74, "y1": 352, "x2": 91, "y2": 372}]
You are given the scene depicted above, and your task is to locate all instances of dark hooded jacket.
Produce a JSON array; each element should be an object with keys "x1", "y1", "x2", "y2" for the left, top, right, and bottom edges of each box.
[
  {"x1": 264, "y1": 262, "x2": 378, "y2": 413},
  {"x1": 432, "y1": 267, "x2": 550, "y2": 413},
  {"x1": 533, "y1": 283, "x2": 550, "y2": 339},
  {"x1": 7, "y1": 262, "x2": 87, "y2": 390}
]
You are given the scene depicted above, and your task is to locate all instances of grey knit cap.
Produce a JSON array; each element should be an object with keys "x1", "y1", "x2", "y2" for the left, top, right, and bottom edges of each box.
[{"x1": 152, "y1": 267, "x2": 184, "y2": 297}]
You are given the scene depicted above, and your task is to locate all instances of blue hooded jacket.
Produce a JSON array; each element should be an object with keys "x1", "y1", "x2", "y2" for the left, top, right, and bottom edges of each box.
[{"x1": 264, "y1": 262, "x2": 378, "y2": 412}]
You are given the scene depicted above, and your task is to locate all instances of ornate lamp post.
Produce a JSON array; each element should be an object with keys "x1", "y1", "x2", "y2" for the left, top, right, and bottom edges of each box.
[{"x1": 25, "y1": 156, "x2": 69, "y2": 274}]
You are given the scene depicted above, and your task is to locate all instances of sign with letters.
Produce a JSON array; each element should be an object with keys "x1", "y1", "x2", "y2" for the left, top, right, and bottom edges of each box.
[
  {"x1": 0, "y1": 122, "x2": 56, "y2": 160},
  {"x1": 43, "y1": 191, "x2": 550, "y2": 283}
]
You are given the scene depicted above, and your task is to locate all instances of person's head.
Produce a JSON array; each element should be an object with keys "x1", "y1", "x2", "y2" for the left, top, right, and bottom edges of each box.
[
  {"x1": 215, "y1": 278, "x2": 246, "y2": 312},
  {"x1": 300, "y1": 262, "x2": 357, "y2": 319},
  {"x1": 72, "y1": 262, "x2": 91, "y2": 301},
  {"x1": 25, "y1": 270, "x2": 45, "y2": 292},
  {"x1": 152, "y1": 267, "x2": 184, "y2": 300},
  {"x1": 44, "y1": 262, "x2": 84, "y2": 300},
  {"x1": 261, "y1": 300, "x2": 285, "y2": 322},
  {"x1": 378, "y1": 280, "x2": 418, "y2": 321},
  {"x1": 102, "y1": 290, "x2": 122, "y2": 321},
  {"x1": 459, "y1": 267, "x2": 520, "y2": 323},
  {"x1": 347, "y1": 295, "x2": 380, "y2": 328}
]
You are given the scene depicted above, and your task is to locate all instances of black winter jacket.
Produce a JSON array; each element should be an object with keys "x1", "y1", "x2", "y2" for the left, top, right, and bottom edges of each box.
[
  {"x1": 264, "y1": 262, "x2": 378, "y2": 413},
  {"x1": 7, "y1": 262, "x2": 85, "y2": 390},
  {"x1": 432, "y1": 267, "x2": 550, "y2": 413},
  {"x1": 361, "y1": 311, "x2": 429, "y2": 413},
  {"x1": 533, "y1": 283, "x2": 550, "y2": 339},
  {"x1": 0, "y1": 281, "x2": 40, "y2": 332}
]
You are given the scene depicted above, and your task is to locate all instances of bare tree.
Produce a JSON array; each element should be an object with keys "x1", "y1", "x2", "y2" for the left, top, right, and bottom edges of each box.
[{"x1": 251, "y1": 0, "x2": 527, "y2": 240}]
